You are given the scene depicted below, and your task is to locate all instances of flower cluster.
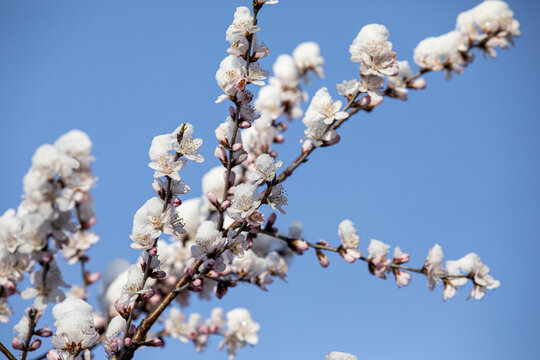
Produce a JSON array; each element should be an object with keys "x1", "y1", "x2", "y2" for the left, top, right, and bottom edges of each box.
[
  {"x1": 47, "y1": 298, "x2": 99, "y2": 360},
  {"x1": 0, "y1": 130, "x2": 97, "y2": 321},
  {"x1": 415, "y1": 0, "x2": 519, "y2": 78}
]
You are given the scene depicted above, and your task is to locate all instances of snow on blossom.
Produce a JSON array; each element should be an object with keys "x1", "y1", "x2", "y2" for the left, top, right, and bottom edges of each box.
[
  {"x1": 49, "y1": 298, "x2": 99, "y2": 359},
  {"x1": 413, "y1": 30, "x2": 469, "y2": 79},
  {"x1": 248, "y1": 154, "x2": 282, "y2": 185},
  {"x1": 387, "y1": 60, "x2": 414, "y2": 100},
  {"x1": 192, "y1": 221, "x2": 225, "y2": 257},
  {"x1": 326, "y1": 351, "x2": 358, "y2": 360},
  {"x1": 349, "y1": 24, "x2": 399, "y2": 77},
  {"x1": 54, "y1": 130, "x2": 94, "y2": 167},
  {"x1": 447, "y1": 253, "x2": 500, "y2": 300},
  {"x1": 367, "y1": 239, "x2": 392, "y2": 279},
  {"x1": 103, "y1": 315, "x2": 126, "y2": 356},
  {"x1": 226, "y1": 6, "x2": 260, "y2": 43},
  {"x1": 304, "y1": 87, "x2": 348, "y2": 126},
  {"x1": 273, "y1": 54, "x2": 300, "y2": 89},
  {"x1": 219, "y1": 308, "x2": 259, "y2": 359},
  {"x1": 456, "y1": 0, "x2": 519, "y2": 57},
  {"x1": 392, "y1": 247, "x2": 411, "y2": 288},
  {"x1": 130, "y1": 197, "x2": 185, "y2": 250},
  {"x1": 338, "y1": 220, "x2": 361, "y2": 263},
  {"x1": 31, "y1": 144, "x2": 80, "y2": 180},
  {"x1": 227, "y1": 184, "x2": 262, "y2": 224},
  {"x1": 293, "y1": 41, "x2": 324, "y2": 79},
  {"x1": 424, "y1": 244, "x2": 446, "y2": 291}
]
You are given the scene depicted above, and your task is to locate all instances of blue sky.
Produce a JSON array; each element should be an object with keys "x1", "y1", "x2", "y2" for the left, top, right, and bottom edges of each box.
[{"x1": 1, "y1": 0, "x2": 539, "y2": 359}]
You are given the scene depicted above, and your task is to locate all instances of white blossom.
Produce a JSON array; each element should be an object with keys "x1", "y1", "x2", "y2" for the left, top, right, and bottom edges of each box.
[
  {"x1": 227, "y1": 184, "x2": 262, "y2": 223},
  {"x1": 248, "y1": 154, "x2": 282, "y2": 185},
  {"x1": 219, "y1": 308, "x2": 259, "y2": 359},
  {"x1": 424, "y1": 244, "x2": 446, "y2": 291},
  {"x1": 267, "y1": 184, "x2": 288, "y2": 214},
  {"x1": 293, "y1": 41, "x2": 324, "y2": 79},
  {"x1": 349, "y1": 24, "x2": 399, "y2": 77},
  {"x1": 338, "y1": 219, "x2": 361, "y2": 261},
  {"x1": 171, "y1": 123, "x2": 204, "y2": 163},
  {"x1": 226, "y1": 6, "x2": 260, "y2": 43}
]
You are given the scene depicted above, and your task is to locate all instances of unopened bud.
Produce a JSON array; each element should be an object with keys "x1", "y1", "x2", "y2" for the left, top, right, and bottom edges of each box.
[
  {"x1": 152, "y1": 179, "x2": 166, "y2": 198},
  {"x1": 207, "y1": 192, "x2": 219, "y2": 207},
  {"x1": 85, "y1": 272, "x2": 101, "y2": 284},
  {"x1": 148, "y1": 247, "x2": 158, "y2": 257},
  {"x1": 274, "y1": 134, "x2": 285, "y2": 143},
  {"x1": 124, "y1": 338, "x2": 132, "y2": 347},
  {"x1": 170, "y1": 196, "x2": 182, "y2": 207},
  {"x1": 184, "y1": 267, "x2": 194, "y2": 278},
  {"x1": 356, "y1": 95, "x2": 371, "y2": 108},
  {"x1": 35, "y1": 328, "x2": 53, "y2": 337},
  {"x1": 220, "y1": 200, "x2": 231, "y2": 211},
  {"x1": 3, "y1": 280, "x2": 16, "y2": 296},
  {"x1": 239, "y1": 121, "x2": 251, "y2": 129},
  {"x1": 228, "y1": 171, "x2": 236, "y2": 186},
  {"x1": 215, "y1": 281, "x2": 228, "y2": 299},
  {"x1": 28, "y1": 339, "x2": 41, "y2": 351},
  {"x1": 215, "y1": 127, "x2": 229, "y2": 147},
  {"x1": 316, "y1": 249, "x2": 330, "y2": 268},
  {"x1": 302, "y1": 140, "x2": 313, "y2": 154},
  {"x1": 232, "y1": 143, "x2": 243, "y2": 152},
  {"x1": 214, "y1": 145, "x2": 228, "y2": 165},
  {"x1": 150, "y1": 270, "x2": 167, "y2": 279},
  {"x1": 409, "y1": 77, "x2": 426, "y2": 89},
  {"x1": 229, "y1": 106, "x2": 236, "y2": 118},
  {"x1": 11, "y1": 339, "x2": 24, "y2": 350},
  {"x1": 141, "y1": 288, "x2": 156, "y2": 301},
  {"x1": 47, "y1": 350, "x2": 60, "y2": 360},
  {"x1": 206, "y1": 270, "x2": 219, "y2": 279},
  {"x1": 292, "y1": 240, "x2": 309, "y2": 253}
]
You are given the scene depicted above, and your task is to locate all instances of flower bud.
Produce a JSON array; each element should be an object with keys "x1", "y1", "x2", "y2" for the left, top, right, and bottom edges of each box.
[
  {"x1": 124, "y1": 338, "x2": 132, "y2": 347},
  {"x1": 215, "y1": 127, "x2": 229, "y2": 147},
  {"x1": 141, "y1": 288, "x2": 156, "y2": 301},
  {"x1": 274, "y1": 134, "x2": 285, "y2": 143},
  {"x1": 85, "y1": 272, "x2": 101, "y2": 284},
  {"x1": 220, "y1": 200, "x2": 231, "y2": 211},
  {"x1": 214, "y1": 145, "x2": 228, "y2": 165},
  {"x1": 239, "y1": 121, "x2": 251, "y2": 129},
  {"x1": 316, "y1": 249, "x2": 330, "y2": 268},
  {"x1": 206, "y1": 192, "x2": 219, "y2": 208},
  {"x1": 170, "y1": 196, "x2": 182, "y2": 207},
  {"x1": 150, "y1": 270, "x2": 167, "y2": 279},
  {"x1": 228, "y1": 106, "x2": 236, "y2": 118},
  {"x1": 28, "y1": 339, "x2": 41, "y2": 351},
  {"x1": 302, "y1": 140, "x2": 313, "y2": 154},
  {"x1": 47, "y1": 349, "x2": 60, "y2": 360},
  {"x1": 232, "y1": 143, "x2": 243, "y2": 152},
  {"x1": 184, "y1": 267, "x2": 194, "y2": 278},
  {"x1": 11, "y1": 339, "x2": 24, "y2": 350},
  {"x1": 206, "y1": 270, "x2": 219, "y2": 279},
  {"x1": 41, "y1": 251, "x2": 53, "y2": 264},
  {"x1": 152, "y1": 179, "x2": 166, "y2": 198},
  {"x1": 204, "y1": 259, "x2": 215, "y2": 269},
  {"x1": 409, "y1": 77, "x2": 426, "y2": 89},
  {"x1": 35, "y1": 327, "x2": 53, "y2": 337}
]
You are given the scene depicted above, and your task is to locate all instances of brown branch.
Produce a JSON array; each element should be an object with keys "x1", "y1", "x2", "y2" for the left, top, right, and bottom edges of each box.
[{"x1": 0, "y1": 341, "x2": 17, "y2": 360}]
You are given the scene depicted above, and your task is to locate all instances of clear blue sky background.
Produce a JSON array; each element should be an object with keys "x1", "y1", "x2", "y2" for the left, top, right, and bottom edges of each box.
[{"x1": 1, "y1": 0, "x2": 539, "y2": 359}]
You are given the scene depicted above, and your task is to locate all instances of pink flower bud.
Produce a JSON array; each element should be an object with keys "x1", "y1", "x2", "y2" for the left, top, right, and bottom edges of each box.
[
  {"x1": 35, "y1": 327, "x2": 53, "y2": 337},
  {"x1": 322, "y1": 134, "x2": 340, "y2": 146},
  {"x1": 152, "y1": 179, "x2": 166, "y2": 198},
  {"x1": 165, "y1": 275, "x2": 178, "y2": 286},
  {"x1": 28, "y1": 339, "x2": 41, "y2": 351},
  {"x1": 237, "y1": 90, "x2": 253, "y2": 104},
  {"x1": 220, "y1": 200, "x2": 231, "y2": 211},
  {"x1": 215, "y1": 127, "x2": 229, "y2": 147},
  {"x1": 124, "y1": 338, "x2": 132, "y2": 347},
  {"x1": 228, "y1": 171, "x2": 236, "y2": 186},
  {"x1": 274, "y1": 134, "x2": 285, "y2": 143},
  {"x1": 170, "y1": 196, "x2": 182, "y2": 207},
  {"x1": 302, "y1": 140, "x2": 313, "y2": 154},
  {"x1": 409, "y1": 77, "x2": 426, "y2": 89},
  {"x1": 93, "y1": 314, "x2": 107, "y2": 329},
  {"x1": 192, "y1": 278, "x2": 203, "y2": 287},
  {"x1": 292, "y1": 240, "x2": 309, "y2": 253},
  {"x1": 356, "y1": 95, "x2": 371, "y2": 108},
  {"x1": 86, "y1": 272, "x2": 101, "y2": 284},
  {"x1": 229, "y1": 106, "x2": 236, "y2": 118},
  {"x1": 11, "y1": 339, "x2": 24, "y2": 350},
  {"x1": 114, "y1": 300, "x2": 127, "y2": 317},
  {"x1": 84, "y1": 217, "x2": 98, "y2": 228},
  {"x1": 239, "y1": 121, "x2": 251, "y2": 129},
  {"x1": 141, "y1": 288, "x2": 156, "y2": 301},
  {"x1": 316, "y1": 249, "x2": 330, "y2": 268},
  {"x1": 184, "y1": 267, "x2": 194, "y2": 278},
  {"x1": 145, "y1": 246, "x2": 157, "y2": 258},
  {"x1": 221, "y1": 265, "x2": 232, "y2": 276},
  {"x1": 206, "y1": 192, "x2": 219, "y2": 207},
  {"x1": 215, "y1": 281, "x2": 228, "y2": 299},
  {"x1": 210, "y1": 324, "x2": 220, "y2": 333},
  {"x1": 232, "y1": 143, "x2": 243, "y2": 152},
  {"x1": 206, "y1": 270, "x2": 219, "y2": 279},
  {"x1": 267, "y1": 212, "x2": 277, "y2": 226},
  {"x1": 214, "y1": 146, "x2": 228, "y2": 165},
  {"x1": 151, "y1": 270, "x2": 167, "y2": 279},
  {"x1": 341, "y1": 251, "x2": 357, "y2": 263},
  {"x1": 393, "y1": 253, "x2": 410, "y2": 264}
]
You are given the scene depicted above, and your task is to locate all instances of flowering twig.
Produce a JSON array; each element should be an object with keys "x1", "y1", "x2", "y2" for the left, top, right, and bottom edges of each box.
[{"x1": 20, "y1": 308, "x2": 38, "y2": 360}]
